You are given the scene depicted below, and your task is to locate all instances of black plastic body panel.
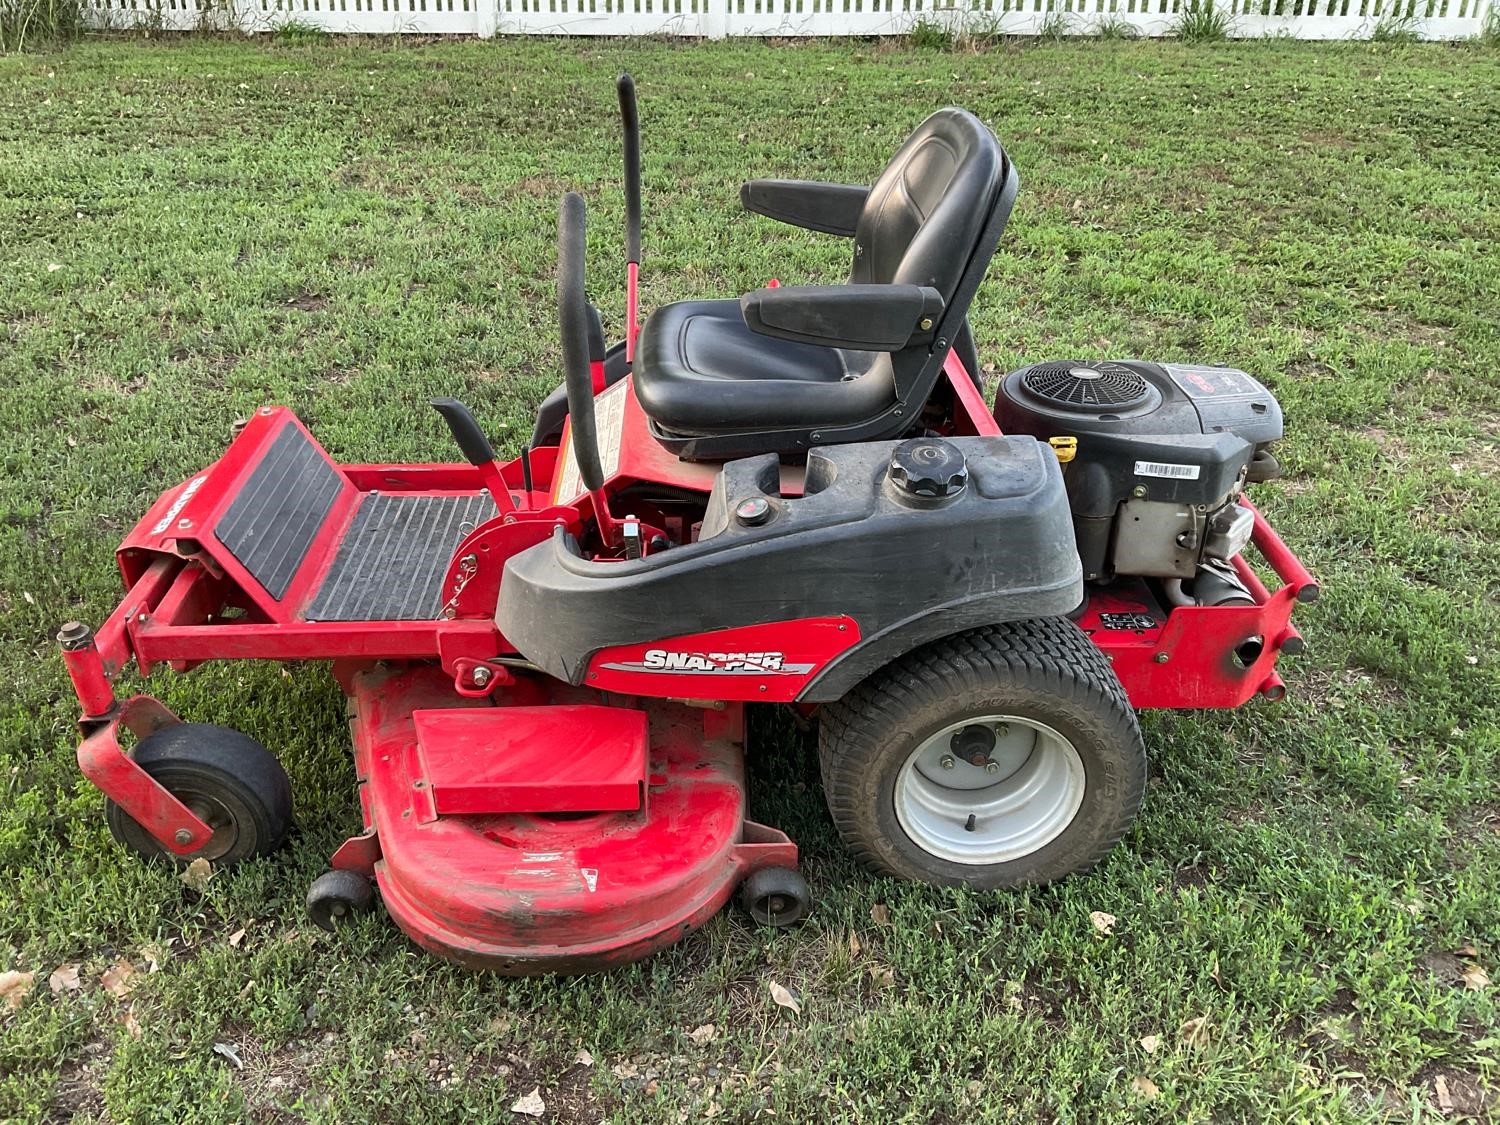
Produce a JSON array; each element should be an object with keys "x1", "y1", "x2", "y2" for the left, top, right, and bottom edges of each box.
[{"x1": 498, "y1": 436, "x2": 1081, "y2": 699}]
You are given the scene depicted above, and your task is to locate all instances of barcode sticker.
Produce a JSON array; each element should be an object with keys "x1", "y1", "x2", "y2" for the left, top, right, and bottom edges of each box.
[{"x1": 1134, "y1": 460, "x2": 1200, "y2": 480}]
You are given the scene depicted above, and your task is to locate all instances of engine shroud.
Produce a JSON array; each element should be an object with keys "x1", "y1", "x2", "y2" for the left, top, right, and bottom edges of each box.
[{"x1": 995, "y1": 360, "x2": 1284, "y2": 581}]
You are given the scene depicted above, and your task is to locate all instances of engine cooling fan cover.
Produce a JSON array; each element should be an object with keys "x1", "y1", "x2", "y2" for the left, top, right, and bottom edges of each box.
[{"x1": 1019, "y1": 361, "x2": 1153, "y2": 412}]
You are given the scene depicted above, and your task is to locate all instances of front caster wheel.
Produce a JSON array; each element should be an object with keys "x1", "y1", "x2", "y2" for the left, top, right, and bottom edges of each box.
[
  {"x1": 819, "y1": 618, "x2": 1147, "y2": 889},
  {"x1": 307, "y1": 870, "x2": 376, "y2": 930},
  {"x1": 739, "y1": 866, "x2": 811, "y2": 928},
  {"x1": 105, "y1": 723, "x2": 292, "y2": 866}
]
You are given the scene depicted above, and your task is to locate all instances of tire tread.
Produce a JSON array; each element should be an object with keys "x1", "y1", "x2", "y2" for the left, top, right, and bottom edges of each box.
[{"x1": 819, "y1": 617, "x2": 1145, "y2": 886}]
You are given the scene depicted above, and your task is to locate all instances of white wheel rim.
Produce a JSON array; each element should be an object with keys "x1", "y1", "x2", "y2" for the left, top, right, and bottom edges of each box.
[{"x1": 893, "y1": 714, "x2": 1086, "y2": 865}]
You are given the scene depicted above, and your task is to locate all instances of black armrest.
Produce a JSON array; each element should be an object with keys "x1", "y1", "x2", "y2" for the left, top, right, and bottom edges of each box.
[
  {"x1": 739, "y1": 180, "x2": 870, "y2": 237},
  {"x1": 739, "y1": 284, "x2": 945, "y2": 352}
]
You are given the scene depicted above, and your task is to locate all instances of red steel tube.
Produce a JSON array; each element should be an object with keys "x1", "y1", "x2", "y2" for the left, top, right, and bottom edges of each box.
[
  {"x1": 1243, "y1": 499, "x2": 1318, "y2": 601},
  {"x1": 58, "y1": 624, "x2": 117, "y2": 718},
  {"x1": 625, "y1": 261, "x2": 640, "y2": 364},
  {"x1": 1230, "y1": 553, "x2": 1273, "y2": 604}
]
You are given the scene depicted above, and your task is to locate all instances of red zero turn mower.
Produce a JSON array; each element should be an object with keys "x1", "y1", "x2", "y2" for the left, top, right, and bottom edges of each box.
[{"x1": 59, "y1": 77, "x2": 1317, "y2": 973}]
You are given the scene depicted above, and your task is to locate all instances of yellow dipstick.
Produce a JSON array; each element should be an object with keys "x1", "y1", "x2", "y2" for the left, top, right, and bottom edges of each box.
[{"x1": 1048, "y1": 435, "x2": 1078, "y2": 464}]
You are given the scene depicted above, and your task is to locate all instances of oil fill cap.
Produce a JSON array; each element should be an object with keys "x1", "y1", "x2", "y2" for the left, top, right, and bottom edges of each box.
[{"x1": 889, "y1": 438, "x2": 968, "y2": 498}]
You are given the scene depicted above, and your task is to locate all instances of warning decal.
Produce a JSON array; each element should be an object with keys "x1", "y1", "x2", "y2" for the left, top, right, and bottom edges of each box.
[{"x1": 554, "y1": 378, "x2": 629, "y2": 505}]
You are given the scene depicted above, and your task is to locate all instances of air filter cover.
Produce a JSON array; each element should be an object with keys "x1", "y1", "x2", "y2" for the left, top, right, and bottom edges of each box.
[{"x1": 1020, "y1": 361, "x2": 1152, "y2": 412}]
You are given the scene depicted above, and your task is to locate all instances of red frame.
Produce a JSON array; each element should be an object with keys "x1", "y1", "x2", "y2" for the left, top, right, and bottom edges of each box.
[
  {"x1": 64, "y1": 343, "x2": 1320, "y2": 852},
  {"x1": 61, "y1": 315, "x2": 1314, "y2": 874}
]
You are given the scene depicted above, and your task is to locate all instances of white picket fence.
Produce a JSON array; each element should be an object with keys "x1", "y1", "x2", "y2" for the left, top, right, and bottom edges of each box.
[{"x1": 82, "y1": 0, "x2": 1494, "y2": 39}]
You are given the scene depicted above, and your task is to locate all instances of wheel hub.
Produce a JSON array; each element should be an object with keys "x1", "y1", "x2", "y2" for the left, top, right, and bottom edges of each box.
[
  {"x1": 949, "y1": 723, "x2": 997, "y2": 767},
  {"x1": 894, "y1": 715, "x2": 1086, "y2": 865},
  {"x1": 181, "y1": 792, "x2": 238, "y2": 861}
]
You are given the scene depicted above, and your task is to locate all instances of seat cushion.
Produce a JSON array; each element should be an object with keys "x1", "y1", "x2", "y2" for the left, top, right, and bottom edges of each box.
[{"x1": 634, "y1": 299, "x2": 894, "y2": 435}]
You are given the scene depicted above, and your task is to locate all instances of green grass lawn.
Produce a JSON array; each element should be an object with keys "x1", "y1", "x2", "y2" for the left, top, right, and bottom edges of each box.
[{"x1": 2, "y1": 32, "x2": 1498, "y2": 1123}]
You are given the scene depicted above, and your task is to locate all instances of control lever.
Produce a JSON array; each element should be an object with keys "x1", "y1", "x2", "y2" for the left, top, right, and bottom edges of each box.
[{"x1": 431, "y1": 398, "x2": 515, "y2": 515}]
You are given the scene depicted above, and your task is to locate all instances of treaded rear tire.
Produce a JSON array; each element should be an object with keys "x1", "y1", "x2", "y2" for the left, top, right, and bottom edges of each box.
[{"x1": 819, "y1": 618, "x2": 1145, "y2": 889}]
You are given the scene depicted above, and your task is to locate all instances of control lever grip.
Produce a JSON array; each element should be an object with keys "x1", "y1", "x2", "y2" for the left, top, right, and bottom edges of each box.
[{"x1": 431, "y1": 398, "x2": 497, "y2": 466}]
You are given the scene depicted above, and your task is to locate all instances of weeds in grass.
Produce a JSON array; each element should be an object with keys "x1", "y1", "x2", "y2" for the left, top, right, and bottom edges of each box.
[
  {"x1": 907, "y1": 17, "x2": 955, "y2": 49},
  {"x1": 1370, "y1": 11, "x2": 1421, "y2": 40},
  {"x1": 953, "y1": 12, "x2": 1006, "y2": 48},
  {"x1": 1172, "y1": 0, "x2": 1233, "y2": 40},
  {"x1": 1091, "y1": 14, "x2": 1141, "y2": 38},
  {"x1": 1035, "y1": 9, "x2": 1073, "y2": 39},
  {"x1": 270, "y1": 17, "x2": 330, "y2": 42},
  {"x1": 0, "y1": 0, "x2": 80, "y2": 50},
  {"x1": 1481, "y1": 3, "x2": 1500, "y2": 42}
]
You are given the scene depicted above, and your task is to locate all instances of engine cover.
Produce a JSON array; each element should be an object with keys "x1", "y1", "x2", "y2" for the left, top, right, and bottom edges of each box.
[{"x1": 995, "y1": 360, "x2": 1283, "y2": 580}]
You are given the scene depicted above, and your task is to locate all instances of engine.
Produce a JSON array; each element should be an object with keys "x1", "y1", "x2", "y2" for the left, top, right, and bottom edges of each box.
[{"x1": 995, "y1": 360, "x2": 1283, "y2": 605}]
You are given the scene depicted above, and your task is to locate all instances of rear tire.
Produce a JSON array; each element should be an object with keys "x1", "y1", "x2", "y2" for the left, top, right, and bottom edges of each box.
[
  {"x1": 105, "y1": 723, "x2": 292, "y2": 867},
  {"x1": 819, "y1": 618, "x2": 1145, "y2": 889}
]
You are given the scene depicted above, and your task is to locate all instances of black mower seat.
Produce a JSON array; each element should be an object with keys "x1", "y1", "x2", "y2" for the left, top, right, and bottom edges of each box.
[
  {"x1": 636, "y1": 300, "x2": 888, "y2": 431},
  {"x1": 634, "y1": 107, "x2": 1016, "y2": 461}
]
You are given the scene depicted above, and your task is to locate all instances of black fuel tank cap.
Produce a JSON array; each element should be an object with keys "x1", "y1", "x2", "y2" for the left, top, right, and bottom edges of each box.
[{"x1": 889, "y1": 438, "x2": 968, "y2": 498}]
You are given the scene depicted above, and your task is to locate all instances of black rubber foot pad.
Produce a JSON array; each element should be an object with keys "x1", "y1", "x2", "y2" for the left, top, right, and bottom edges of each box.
[
  {"x1": 306, "y1": 493, "x2": 495, "y2": 622},
  {"x1": 217, "y1": 425, "x2": 344, "y2": 600}
]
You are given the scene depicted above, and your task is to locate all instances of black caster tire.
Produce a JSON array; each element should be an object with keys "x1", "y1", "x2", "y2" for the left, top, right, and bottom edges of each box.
[
  {"x1": 739, "y1": 866, "x2": 812, "y2": 928},
  {"x1": 306, "y1": 870, "x2": 376, "y2": 931},
  {"x1": 819, "y1": 618, "x2": 1146, "y2": 890},
  {"x1": 105, "y1": 723, "x2": 292, "y2": 866}
]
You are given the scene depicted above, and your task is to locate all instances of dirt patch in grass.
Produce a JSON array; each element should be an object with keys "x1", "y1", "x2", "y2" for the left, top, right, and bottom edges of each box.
[
  {"x1": 510, "y1": 174, "x2": 573, "y2": 198},
  {"x1": 1298, "y1": 130, "x2": 1356, "y2": 151},
  {"x1": 1171, "y1": 862, "x2": 1213, "y2": 891},
  {"x1": 48, "y1": 1037, "x2": 112, "y2": 1120},
  {"x1": 285, "y1": 291, "x2": 327, "y2": 313},
  {"x1": 1354, "y1": 425, "x2": 1413, "y2": 464},
  {"x1": 1418, "y1": 1065, "x2": 1495, "y2": 1119}
]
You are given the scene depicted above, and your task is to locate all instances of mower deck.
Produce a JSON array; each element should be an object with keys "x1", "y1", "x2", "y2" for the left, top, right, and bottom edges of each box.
[{"x1": 339, "y1": 666, "x2": 793, "y2": 973}]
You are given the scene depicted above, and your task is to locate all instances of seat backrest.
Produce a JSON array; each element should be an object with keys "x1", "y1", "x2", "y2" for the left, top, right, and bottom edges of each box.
[
  {"x1": 645, "y1": 108, "x2": 1016, "y2": 462},
  {"x1": 849, "y1": 108, "x2": 1006, "y2": 302},
  {"x1": 851, "y1": 109, "x2": 1012, "y2": 415}
]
